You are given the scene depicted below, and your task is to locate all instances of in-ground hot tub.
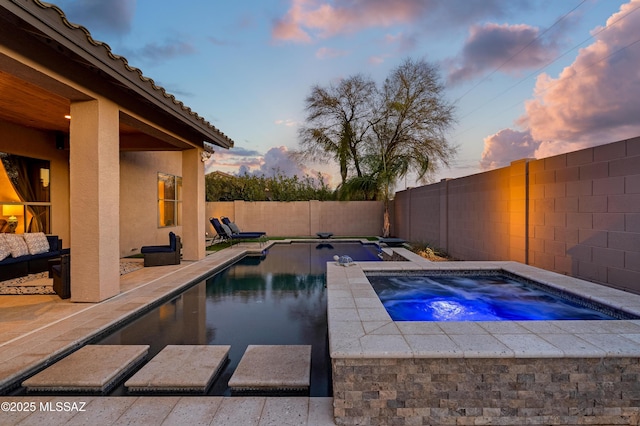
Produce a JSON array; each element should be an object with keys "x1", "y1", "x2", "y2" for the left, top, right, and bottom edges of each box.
[
  {"x1": 327, "y1": 254, "x2": 640, "y2": 425},
  {"x1": 368, "y1": 270, "x2": 636, "y2": 322}
]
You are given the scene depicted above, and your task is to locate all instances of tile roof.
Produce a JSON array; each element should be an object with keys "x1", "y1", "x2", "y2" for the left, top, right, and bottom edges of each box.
[{"x1": 31, "y1": 0, "x2": 234, "y2": 148}]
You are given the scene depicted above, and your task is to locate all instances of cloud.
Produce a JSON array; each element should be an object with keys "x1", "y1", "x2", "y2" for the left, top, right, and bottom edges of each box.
[
  {"x1": 55, "y1": 0, "x2": 136, "y2": 36},
  {"x1": 384, "y1": 32, "x2": 418, "y2": 52},
  {"x1": 274, "y1": 119, "x2": 299, "y2": 127},
  {"x1": 206, "y1": 146, "x2": 305, "y2": 178},
  {"x1": 315, "y1": 47, "x2": 349, "y2": 59},
  {"x1": 272, "y1": 0, "x2": 533, "y2": 43},
  {"x1": 119, "y1": 39, "x2": 197, "y2": 66},
  {"x1": 447, "y1": 23, "x2": 560, "y2": 85},
  {"x1": 480, "y1": 129, "x2": 538, "y2": 169},
  {"x1": 368, "y1": 55, "x2": 388, "y2": 65},
  {"x1": 271, "y1": 0, "x2": 426, "y2": 42},
  {"x1": 479, "y1": 0, "x2": 640, "y2": 166},
  {"x1": 245, "y1": 146, "x2": 307, "y2": 177},
  {"x1": 224, "y1": 146, "x2": 262, "y2": 157},
  {"x1": 525, "y1": 0, "x2": 640, "y2": 153}
]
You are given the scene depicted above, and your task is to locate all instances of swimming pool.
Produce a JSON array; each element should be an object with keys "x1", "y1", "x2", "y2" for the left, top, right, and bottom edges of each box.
[
  {"x1": 368, "y1": 271, "x2": 631, "y2": 321},
  {"x1": 97, "y1": 242, "x2": 381, "y2": 396}
]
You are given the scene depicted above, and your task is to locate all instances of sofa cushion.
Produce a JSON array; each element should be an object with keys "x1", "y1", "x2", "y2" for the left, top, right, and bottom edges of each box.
[
  {"x1": 169, "y1": 232, "x2": 176, "y2": 251},
  {"x1": 23, "y1": 232, "x2": 51, "y2": 255},
  {"x1": 0, "y1": 234, "x2": 10, "y2": 261},
  {"x1": 4, "y1": 234, "x2": 29, "y2": 258}
]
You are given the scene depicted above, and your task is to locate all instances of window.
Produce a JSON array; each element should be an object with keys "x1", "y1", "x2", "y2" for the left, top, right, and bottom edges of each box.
[
  {"x1": 0, "y1": 152, "x2": 51, "y2": 234},
  {"x1": 157, "y1": 173, "x2": 182, "y2": 227}
]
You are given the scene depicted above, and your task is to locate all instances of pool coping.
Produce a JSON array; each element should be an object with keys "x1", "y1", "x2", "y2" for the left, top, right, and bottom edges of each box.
[{"x1": 327, "y1": 248, "x2": 640, "y2": 359}]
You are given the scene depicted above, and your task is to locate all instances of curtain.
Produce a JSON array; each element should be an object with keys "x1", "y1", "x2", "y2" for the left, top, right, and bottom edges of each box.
[{"x1": 1, "y1": 154, "x2": 49, "y2": 232}]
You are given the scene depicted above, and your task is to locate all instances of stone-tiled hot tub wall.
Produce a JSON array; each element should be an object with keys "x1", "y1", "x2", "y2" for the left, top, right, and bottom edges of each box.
[{"x1": 332, "y1": 357, "x2": 640, "y2": 425}]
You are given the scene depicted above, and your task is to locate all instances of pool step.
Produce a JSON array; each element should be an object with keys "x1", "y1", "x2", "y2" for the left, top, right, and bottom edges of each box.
[
  {"x1": 125, "y1": 345, "x2": 230, "y2": 393},
  {"x1": 22, "y1": 345, "x2": 149, "y2": 394},
  {"x1": 228, "y1": 345, "x2": 311, "y2": 395}
]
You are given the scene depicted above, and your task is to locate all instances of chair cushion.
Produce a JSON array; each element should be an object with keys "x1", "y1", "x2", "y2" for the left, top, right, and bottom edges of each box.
[
  {"x1": 228, "y1": 222, "x2": 241, "y2": 234},
  {"x1": 0, "y1": 234, "x2": 10, "y2": 261},
  {"x1": 4, "y1": 234, "x2": 29, "y2": 258},
  {"x1": 141, "y1": 245, "x2": 172, "y2": 253},
  {"x1": 23, "y1": 232, "x2": 51, "y2": 255},
  {"x1": 220, "y1": 223, "x2": 233, "y2": 237}
]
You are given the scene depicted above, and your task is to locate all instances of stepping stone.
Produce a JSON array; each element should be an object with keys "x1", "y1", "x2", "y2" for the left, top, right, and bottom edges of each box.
[
  {"x1": 125, "y1": 345, "x2": 230, "y2": 393},
  {"x1": 228, "y1": 345, "x2": 311, "y2": 394},
  {"x1": 22, "y1": 345, "x2": 148, "y2": 394}
]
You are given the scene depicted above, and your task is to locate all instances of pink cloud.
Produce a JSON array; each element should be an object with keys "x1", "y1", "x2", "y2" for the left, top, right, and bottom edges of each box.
[
  {"x1": 480, "y1": 0, "x2": 640, "y2": 165},
  {"x1": 480, "y1": 129, "x2": 538, "y2": 170},
  {"x1": 525, "y1": 0, "x2": 640, "y2": 156},
  {"x1": 448, "y1": 23, "x2": 559, "y2": 84},
  {"x1": 272, "y1": 0, "x2": 426, "y2": 42}
]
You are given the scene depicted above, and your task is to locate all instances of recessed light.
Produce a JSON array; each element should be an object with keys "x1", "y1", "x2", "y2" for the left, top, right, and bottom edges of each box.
[{"x1": 64, "y1": 115, "x2": 71, "y2": 119}]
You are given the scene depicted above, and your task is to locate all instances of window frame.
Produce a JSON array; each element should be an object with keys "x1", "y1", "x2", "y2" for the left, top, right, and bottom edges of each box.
[{"x1": 157, "y1": 172, "x2": 182, "y2": 228}]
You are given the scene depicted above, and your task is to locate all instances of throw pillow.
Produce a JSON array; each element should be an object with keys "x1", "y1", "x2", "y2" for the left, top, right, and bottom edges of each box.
[
  {"x1": 0, "y1": 234, "x2": 10, "y2": 261},
  {"x1": 23, "y1": 232, "x2": 51, "y2": 255},
  {"x1": 4, "y1": 234, "x2": 30, "y2": 258}
]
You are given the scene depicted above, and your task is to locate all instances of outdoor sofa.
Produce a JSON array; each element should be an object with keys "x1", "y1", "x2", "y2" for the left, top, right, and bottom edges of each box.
[{"x1": 0, "y1": 233, "x2": 68, "y2": 281}]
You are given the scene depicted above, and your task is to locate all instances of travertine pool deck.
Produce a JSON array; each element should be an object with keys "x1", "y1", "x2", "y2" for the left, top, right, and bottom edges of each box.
[
  {"x1": 0, "y1": 241, "x2": 335, "y2": 425},
  {"x1": 327, "y1": 257, "x2": 640, "y2": 359},
  {"x1": 125, "y1": 345, "x2": 230, "y2": 393}
]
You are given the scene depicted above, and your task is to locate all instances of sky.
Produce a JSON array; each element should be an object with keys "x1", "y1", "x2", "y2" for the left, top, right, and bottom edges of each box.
[{"x1": 52, "y1": 0, "x2": 640, "y2": 189}]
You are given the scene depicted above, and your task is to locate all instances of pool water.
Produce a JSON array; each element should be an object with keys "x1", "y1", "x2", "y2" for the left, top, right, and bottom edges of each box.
[
  {"x1": 369, "y1": 273, "x2": 619, "y2": 321},
  {"x1": 97, "y1": 242, "x2": 381, "y2": 396}
]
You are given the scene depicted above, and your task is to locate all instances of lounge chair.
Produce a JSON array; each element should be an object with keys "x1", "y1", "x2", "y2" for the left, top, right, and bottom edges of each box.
[
  {"x1": 140, "y1": 232, "x2": 181, "y2": 266},
  {"x1": 210, "y1": 218, "x2": 266, "y2": 245},
  {"x1": 221, "y1": 217, "x2": 266, "y2": 237}
]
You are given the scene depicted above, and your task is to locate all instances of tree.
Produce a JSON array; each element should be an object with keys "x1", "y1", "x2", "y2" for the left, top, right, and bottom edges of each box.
[
  {"x1": 205, "y1": 171, "x2": 335, "y2": 202},
  {"x1": 296, "y1": 75, "x2": 376, "y2": 185},
  {"x1": 370, "y1": 58, "x2": 456, "y2": 236},
  {"x1": 298, "y1": 58, "x2": 456, "y2": 236}
]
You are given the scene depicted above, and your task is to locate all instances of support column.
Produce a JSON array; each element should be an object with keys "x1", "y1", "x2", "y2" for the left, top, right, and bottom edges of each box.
[
  {"x1": 181, "y1": 148, "x2": 205, "y2": 261},
  {"x1": 69, "y1": 99, "x2": 120, "y2": 302}
]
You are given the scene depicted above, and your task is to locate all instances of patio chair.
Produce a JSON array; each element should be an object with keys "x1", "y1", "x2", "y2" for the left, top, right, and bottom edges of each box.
[
  {"x1": 140, "y1": 232, "x2": 181, "y2": 267},
  {"x1": 210, "y1": 218, "x2": 265, "y2": 245},
  {"x1": 221, "y1": 217, "x2": 266, "y2": 237}
]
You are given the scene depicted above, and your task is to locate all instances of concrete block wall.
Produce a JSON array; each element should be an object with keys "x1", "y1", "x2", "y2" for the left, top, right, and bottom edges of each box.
[
  {"x1": 529, "y1": 137, "x2": 640, "y2": 293},
  {"x1": 392, "y1": 137, "x2": 640, "y2": 293},
  {"x1": 447, "y1": 166, "x2": 513, "y2": 261},
  {"x1": 206, "y1": 200, "x2": 384, "y2": 238}
]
